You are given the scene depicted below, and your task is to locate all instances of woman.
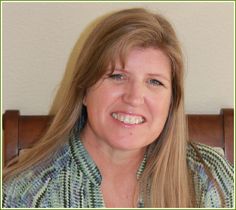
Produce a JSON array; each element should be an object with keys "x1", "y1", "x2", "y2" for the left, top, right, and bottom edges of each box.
[{"x1": 3, "y1": 8, "x2": 233, "y2": 208}]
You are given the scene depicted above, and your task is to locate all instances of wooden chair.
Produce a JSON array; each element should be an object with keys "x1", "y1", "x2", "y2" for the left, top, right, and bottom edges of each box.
[{"x1": 2, "y1": 109, "x2": 234, "y2": 166}]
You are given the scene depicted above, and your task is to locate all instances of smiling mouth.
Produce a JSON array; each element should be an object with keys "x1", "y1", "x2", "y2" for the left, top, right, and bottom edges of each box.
[{"x1": 111, "y1": 112, "x2": 145, "y2": 125}]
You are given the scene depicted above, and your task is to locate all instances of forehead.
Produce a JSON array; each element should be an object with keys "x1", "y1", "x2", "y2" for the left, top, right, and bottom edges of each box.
[{"x1": 113, "y1": 47, "x2": 171, "y2": 76}]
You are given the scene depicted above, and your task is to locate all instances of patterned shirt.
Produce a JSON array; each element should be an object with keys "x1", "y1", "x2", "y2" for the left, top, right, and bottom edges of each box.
[{"x1": 3, "y1": 132, "x2": 234, "y2": 208}]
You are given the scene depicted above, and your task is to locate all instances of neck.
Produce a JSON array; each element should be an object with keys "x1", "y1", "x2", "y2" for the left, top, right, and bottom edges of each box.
[
  {"x1": 80, "y1": 129, "x2": 146, "y2": 208},
  {"x1": 82, "y1": 138, "x2": 145, "y2": 178}
]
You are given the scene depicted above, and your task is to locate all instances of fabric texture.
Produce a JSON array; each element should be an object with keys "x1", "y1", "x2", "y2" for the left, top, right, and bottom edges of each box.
[{"x1": 3, "y1": 131, "x2": 234, "y2": 208}]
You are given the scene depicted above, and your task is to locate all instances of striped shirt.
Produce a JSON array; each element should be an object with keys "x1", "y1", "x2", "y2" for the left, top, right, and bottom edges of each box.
[{"x1": 3, "y1": 132, "x2": 234, "y2": 208}]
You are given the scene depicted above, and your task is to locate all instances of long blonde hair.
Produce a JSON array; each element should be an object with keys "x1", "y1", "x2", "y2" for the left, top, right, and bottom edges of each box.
[{"x1": 4, "y1": 8, "x2": 205, "y2": 207}]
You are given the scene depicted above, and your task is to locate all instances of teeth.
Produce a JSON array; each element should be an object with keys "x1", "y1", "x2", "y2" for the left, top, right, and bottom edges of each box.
[{"x1": 112, "y1": 113, "x2": 144, "y2": 125}]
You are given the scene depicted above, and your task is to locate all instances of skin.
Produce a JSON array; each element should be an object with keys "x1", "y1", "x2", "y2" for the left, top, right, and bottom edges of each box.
[{"x1": 81, "y1": 47, "x2": 172, "y2": 207}]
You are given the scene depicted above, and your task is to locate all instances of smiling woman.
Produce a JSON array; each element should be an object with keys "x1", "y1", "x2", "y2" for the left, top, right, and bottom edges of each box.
[
  {"x1": 82, "y1": 48, "x2": 172, "y2": 152},
  {"x1": 3, "y1": 8, "x2": 234, "y2": 208}
]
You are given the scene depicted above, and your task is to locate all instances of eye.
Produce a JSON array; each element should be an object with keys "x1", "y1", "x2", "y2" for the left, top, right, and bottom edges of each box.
[
  {"x1": 147, "y1": 79, "x2": 163, "y2": 86},
  {"x1": 109, "y1": 73, "x2": 126, "y2": 81}
]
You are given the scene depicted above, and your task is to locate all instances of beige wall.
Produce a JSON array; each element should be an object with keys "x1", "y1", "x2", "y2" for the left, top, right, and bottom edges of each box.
[{"x1": 2, "y1": 2, "x2": 234, "y2": 115}]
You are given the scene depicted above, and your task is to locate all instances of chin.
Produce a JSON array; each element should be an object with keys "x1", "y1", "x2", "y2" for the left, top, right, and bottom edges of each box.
[{"x1": 108, "y1": 139, "x2": 149, "y2": 151}]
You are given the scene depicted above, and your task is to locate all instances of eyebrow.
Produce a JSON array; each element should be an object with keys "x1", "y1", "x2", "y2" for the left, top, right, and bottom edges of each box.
[{"x1": 114, "y1": 68, "x2": 171, "y2": 82}]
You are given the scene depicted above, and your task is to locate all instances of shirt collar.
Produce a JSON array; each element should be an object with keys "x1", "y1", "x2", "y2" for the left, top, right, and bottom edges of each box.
[
  {"x1": 69, "y1": 132, "x2": 102, "y2": 186},
  {"x1": 136, "y1": 153, "x2": 147, "y2": 179}
]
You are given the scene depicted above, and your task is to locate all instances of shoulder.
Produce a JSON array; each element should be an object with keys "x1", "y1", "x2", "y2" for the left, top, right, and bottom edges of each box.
[
  {"x1": 187, "y1": 142, "x2": 234, "y2": 207},
  {"x1": 3, "y1": 143, "x2": 71, "y2": 208},
  {"x1": 187, "y1": 142, "x2": 233, "y2": 177}
]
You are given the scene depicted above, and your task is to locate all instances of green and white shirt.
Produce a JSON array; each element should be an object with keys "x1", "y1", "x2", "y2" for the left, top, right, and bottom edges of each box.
[{"x1": 3, "y1": 132, "x2": 234, "y2": 208}]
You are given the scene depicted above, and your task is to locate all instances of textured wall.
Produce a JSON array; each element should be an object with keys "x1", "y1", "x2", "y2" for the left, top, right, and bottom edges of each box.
[{"x1": 2, "y1": 2, "x2": 234, "y2": 114}]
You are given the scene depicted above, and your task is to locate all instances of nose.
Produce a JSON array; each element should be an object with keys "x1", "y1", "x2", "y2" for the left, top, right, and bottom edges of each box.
[{"x1": 122, "y1": 81, "x2": 145, "y2": 106}]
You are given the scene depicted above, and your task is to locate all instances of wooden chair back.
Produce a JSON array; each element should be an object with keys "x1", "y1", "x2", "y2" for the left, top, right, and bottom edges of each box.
[{"x1": 2, "y1": 109, "x2": 234, "y2": 166}]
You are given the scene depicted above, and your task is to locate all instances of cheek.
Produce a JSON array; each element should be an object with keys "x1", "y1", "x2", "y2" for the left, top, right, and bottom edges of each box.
[
  {"x1": 84, "y1": 85, "x2": 122, "y2": 113},
  {"x1": 150, "y1": 92, "x2": 171, "y2": 116},
  {"x1": 97, "y1": 84, "x2": 123, "y2": 104}
]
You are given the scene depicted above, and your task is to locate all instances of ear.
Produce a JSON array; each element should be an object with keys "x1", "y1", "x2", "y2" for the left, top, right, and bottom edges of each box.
[{"x1": 83, "y1": 95, "x2": 87, "y2": 106}]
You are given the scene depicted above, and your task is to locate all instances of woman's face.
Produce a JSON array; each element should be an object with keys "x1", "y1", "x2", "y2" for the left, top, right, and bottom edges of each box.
[{"x1": 82, "y1": 47, "x2": 172, "y2": 152}]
